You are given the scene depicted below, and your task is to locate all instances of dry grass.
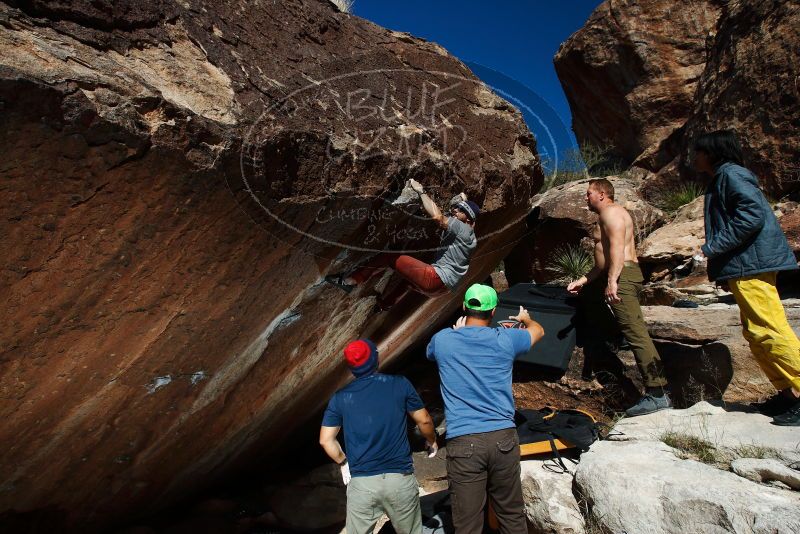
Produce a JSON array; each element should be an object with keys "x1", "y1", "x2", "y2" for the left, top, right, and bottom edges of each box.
[
  {"x1": 660, "y1": 431, "x2": 784, "y2": 469},
  {"x1": 730, "y1": 444, "x2": 783, "y2": 460},
  {"x1": 661, "y1": 431, "x2": 720, "y2": 464}
]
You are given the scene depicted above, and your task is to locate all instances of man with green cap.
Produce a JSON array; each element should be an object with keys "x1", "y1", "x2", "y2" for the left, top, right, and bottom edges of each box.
[{"x1": 426, "y1": 284, "x2": 544, "y2": 534}]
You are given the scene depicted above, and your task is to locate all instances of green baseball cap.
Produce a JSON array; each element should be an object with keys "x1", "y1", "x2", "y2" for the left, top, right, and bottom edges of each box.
[{"x1": 463, "y1": 284, "x2": 498, "y2": 311}]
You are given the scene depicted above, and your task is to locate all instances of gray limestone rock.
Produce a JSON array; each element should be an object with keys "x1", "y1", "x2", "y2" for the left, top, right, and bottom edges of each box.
[
  {"x1": 731, "y1": 458, "x2": 800, "y2": 490},
  {"x1": 520, "y1": 459, "x2": 585, "y2": 534},
  {"x1": 575, "y1": 440, "x2": 800, "y2": 534}
]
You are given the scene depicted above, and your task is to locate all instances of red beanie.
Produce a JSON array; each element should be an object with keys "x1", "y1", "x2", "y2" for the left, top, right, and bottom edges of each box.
[
  {"x1": 344, "y1": 340, "x2": 371, "y2": 367},
  {"x1": 343, "y1": 339, "x2": 379, "y2": 377}
]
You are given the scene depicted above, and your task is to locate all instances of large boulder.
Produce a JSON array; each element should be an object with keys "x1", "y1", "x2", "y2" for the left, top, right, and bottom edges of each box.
[
  {"x1": 0, "y1": 0, "x2": 540, "y2": 528},
  {"x1": 577, "y1": 441, "x2": 800, "y2": 534},
  {"x1": 643, "y1": 302, "x2": 800, "y2": 404},
  {"x1": 554, "y1": 0, "x2": 721, "y2": 168},
  {"x1": 575, "y1": 402, "x2": 800, "y2": 534},
  {"x1": 555, "y1": 0, "x2": 800, "y2": 197},
  {"x1": 639, "y1": 196, "x2": 704, "y2": 265},
  {"x1": 637, "y1": 192, "x2": 800, "y2": 285}
]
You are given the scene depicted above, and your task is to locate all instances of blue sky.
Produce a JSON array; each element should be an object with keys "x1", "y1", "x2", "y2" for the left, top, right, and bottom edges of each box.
[{"x1": 352, "y1": 1, "x2": 602, "y2": 161}]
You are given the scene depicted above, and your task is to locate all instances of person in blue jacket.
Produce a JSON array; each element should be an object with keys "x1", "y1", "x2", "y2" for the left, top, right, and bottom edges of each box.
[{"x1": 693, "y1": 129, "x2": 800, "y2": 426}]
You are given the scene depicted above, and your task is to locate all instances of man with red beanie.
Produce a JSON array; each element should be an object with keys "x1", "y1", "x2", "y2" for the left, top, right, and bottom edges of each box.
[{"x1": 319, "y1": 339, "x2": 437, "y2": 534}]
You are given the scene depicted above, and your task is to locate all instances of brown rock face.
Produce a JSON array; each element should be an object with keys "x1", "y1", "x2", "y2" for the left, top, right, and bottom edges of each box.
[
  {"x1": 780, "y1": 206, "x2": 800, "y2": 252},
  {"x1": 554, "y1": 0, "x2": 721, "y2": 168},
  {"x1": 681, "y1": 0, "x2": 800, "y2": 196},
  {"x1": 0, "y1": 0, "x2": 541, "y2": 528},
  {"x1": 555, "y1": 0, "x2": 800, "y2": 197}
]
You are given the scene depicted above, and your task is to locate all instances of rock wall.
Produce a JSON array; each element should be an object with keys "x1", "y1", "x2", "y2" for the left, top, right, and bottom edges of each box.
[
  {"x1": 555, "y1": 0, "x2": 800, "y2": 198},
  {"x1": 554, "y1": 0, "x2": 720, "y2": 168},
  {"x1": 0, "y1": 0, "x2": 541, "y2": 528}
]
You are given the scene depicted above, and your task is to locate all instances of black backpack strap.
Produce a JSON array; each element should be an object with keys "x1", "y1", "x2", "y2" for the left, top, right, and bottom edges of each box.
[
  {"x1": 597, "y1": 421, "x2": 625, "y2": 441},
  {"x1": 541, "y1": 437, "x2": 576, "y2": 474}
]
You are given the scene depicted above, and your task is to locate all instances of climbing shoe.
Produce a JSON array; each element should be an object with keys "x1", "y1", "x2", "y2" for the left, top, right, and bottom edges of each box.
[
  {"x1": 625, "y1": 391, "x2": 673, "y2": 417},
  {"x1": 753, "y1": 393, "x2": 795, "y2": 417},
  {"x1": 772, "y1": 398, "x2": 800, "y2": 427}
]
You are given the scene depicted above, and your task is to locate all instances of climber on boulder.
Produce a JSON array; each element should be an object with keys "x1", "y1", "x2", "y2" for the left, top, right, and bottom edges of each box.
[{"x1": 325, "y1": 179, "x2": 479, "y2": 311}]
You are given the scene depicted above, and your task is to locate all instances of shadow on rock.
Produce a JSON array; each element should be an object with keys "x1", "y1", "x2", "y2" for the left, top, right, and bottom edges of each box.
[{"x1": 656, "y1": 340, "x2": 733, "y2": 408}]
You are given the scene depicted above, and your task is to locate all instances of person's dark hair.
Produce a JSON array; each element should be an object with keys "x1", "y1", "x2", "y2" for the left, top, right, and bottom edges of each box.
[
  {"x1": 588, "y1": 178, "x2": 614, "y2": 200},
  {"x1": 692, "y1": 130, "x2": 744, "y2": 167},
  {"x1": 465, "y1": 307, "x2": 493, "y2": 320}
]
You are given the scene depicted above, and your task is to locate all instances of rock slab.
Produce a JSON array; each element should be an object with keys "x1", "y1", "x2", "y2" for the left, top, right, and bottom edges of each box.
[
  {"x1": 576, "y1": 439, "x2": 800, "y2": 534},
  {"x1": 577, "y1": 402, "x2": 800, "y2": 534},
  {"x1": 520, "y1": 459, "x2": 585, "y2": 534}
]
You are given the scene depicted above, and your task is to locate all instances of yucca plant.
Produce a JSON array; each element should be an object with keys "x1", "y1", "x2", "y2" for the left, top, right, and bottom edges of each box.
[
  {"x1": 657, "y1": 182, "x2": 705, "y2": 213},
  {"x1": 546, "y1": 244, "x2": 593, "y2": 283}
]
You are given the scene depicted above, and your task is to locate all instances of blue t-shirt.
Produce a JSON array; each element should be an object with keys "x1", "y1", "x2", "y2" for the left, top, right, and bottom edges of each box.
[
  {"x1": 426, "y1": 326, "x2": 531, "y2": 439},
  {"x1": 321, "y1": 373, "x2": 424, "y2": 477}
]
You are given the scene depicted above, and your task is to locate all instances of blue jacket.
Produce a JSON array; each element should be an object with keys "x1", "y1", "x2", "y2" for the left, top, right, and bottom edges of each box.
[{"x1": 701, "y1": 162, "x2": 797, "y2": 281}]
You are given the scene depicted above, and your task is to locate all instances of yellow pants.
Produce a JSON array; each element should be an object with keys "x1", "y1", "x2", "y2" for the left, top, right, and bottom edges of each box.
[{"x1": 728, "y1": 272, "x2": 800, "y2": 392}]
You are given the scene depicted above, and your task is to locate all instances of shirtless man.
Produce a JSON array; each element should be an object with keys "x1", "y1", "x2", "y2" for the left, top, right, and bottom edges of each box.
[{"x1": 566, "y1": 179, "x2": 672, "y2": 416}]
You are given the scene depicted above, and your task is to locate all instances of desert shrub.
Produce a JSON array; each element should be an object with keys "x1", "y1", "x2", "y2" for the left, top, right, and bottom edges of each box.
[
  {"x1": 541, "y1": 147, "x2": 585, "y2": 190},
  {"x1": 655, "y1": 182, "x2": 705, "y2": 213},
  {"x1": 579, "y1": 140, "x2": 624, "y2": 176},
  {"x1": 547, "y1": 244, "x2": 593, "y2": 282}
]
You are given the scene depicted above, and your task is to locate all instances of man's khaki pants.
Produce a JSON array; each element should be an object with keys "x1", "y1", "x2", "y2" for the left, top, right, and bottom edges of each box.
[
  {"x1": 583, "y1": 262, "x2": 667, "y2": 387},
  {"x1": 346, "y1": 472, "x2": 421, "y2": 534}
]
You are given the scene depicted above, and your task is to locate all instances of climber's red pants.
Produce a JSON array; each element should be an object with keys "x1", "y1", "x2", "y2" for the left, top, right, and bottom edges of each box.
[{"x1": 350, "y1": 254, "x2": 448, "y2": 307}]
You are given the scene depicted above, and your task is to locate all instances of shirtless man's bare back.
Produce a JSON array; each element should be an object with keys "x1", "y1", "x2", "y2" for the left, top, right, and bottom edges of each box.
[{"x1": 566, "y1": 179, "x2": 672, "y2": 417}]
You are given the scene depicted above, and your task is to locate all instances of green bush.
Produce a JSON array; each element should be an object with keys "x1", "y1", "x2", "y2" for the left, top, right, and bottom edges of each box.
[
  {"x1": 547, "y1": 244, "x2": 593, "y2": 282},
  {"x1": 656, "y1": 182, "x2": 705, "y2": 213}
]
